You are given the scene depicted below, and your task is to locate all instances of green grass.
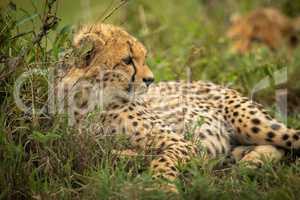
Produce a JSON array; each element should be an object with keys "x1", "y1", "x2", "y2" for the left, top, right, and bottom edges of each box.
[{"x1": 1, "y1": 0, "x2": 300, "y2": 199}]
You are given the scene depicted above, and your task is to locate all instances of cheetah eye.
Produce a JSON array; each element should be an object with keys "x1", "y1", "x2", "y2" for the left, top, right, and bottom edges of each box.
[{"x1": 122, "y1": 56, "x2": 133, "y2": 65}]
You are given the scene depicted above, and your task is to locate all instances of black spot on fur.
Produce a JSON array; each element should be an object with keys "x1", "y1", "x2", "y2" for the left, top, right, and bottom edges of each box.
[
  {"x1": 228, "y1": 100, "x2": 234, "y2": 104},
  {"x1": 166, "y1": 172, "x2": 176, "y2": 177},
  {"x1": 170, "y1": 166, "x2": 177, "y2": 171},
  {"x1": 267, "y1": 131, "x2": 275, "y2": 138},
  {"x1": 134, "y1": 131, "x2": 140, "y2": 136},
  {"x1": 251, "y1": 118, "x2": 261, "y2": 125},
  {"x1": 199, "y1": 133, "x2": 206, "y2": 139},
  {"x1": 128, "y1": 106, "x2": 134, "y2": 111},
  {"x1": 179, "y1": 149, "x2": 188, "y2": 156},
  {"x1": 282, "y1": 134, "x2": 289, "y2": 141},
  {"x1": 293, "y1": 134, "x2": 299, "y2": 141},
  {"x1": 112, "y1": 114, "x2": 118, "y2": 119},
  {"x1": 249, "y1": 111, "x2": 257, "y2": 115},
  {"x1": 251, "y1": 127, "x2": 260, "y2": 134},
  {"x1": 213, "y1": 96, "x2": 221, "y2": 100},
  {"x1": 132, "y1": 121, "x2": 138, "y2": 126},
  {"x1": 206, "y1": 129, "x2": 213, "y2": 136},
  {"x1": 159, "y1": 142, "x2": 166, "y2": 149},
  {"x1": 135, "y1": 137, "x2": 143, "y2": 143},
  {"x1": 225, "y1": 107, "x2": 229, "y2": 114},
  {"x1": 112, "y1": 104, "x2": 119, "y2": 109}
]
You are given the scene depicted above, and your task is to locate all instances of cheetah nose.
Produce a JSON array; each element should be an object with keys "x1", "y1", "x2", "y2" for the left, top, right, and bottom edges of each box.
[{"x1": 143, "y1": 77, "x2": 154, "y2": 87}]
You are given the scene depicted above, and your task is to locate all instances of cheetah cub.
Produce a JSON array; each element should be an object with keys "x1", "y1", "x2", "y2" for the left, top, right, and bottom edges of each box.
[{"x1": 58, "y1": 23, "x2": 300, "y2": 192}]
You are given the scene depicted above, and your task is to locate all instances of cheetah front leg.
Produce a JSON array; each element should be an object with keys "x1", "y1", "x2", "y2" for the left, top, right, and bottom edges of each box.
[
  {"x1": 148, "y1": 133, "x2": 197, "y2": 180},
  {"x1": 191, "y1": 118, "x2": 233, "y2": 158},
  {"x1": 113, "y1": 108, "x2": 198, "y2": 192},
  {"x1": 129, "y1": 129, "x2": 198, "y2": 193},
  {"x1": 181, "y1": 106, "x2": 234, "y2": 159},
  {"x1": 146, "y1": 133, "x2": 198, "y2": 192}
]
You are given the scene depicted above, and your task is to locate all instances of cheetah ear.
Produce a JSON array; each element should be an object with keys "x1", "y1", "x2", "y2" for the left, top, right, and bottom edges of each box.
[{"x1": 73, "y1": 31, "x2": 105, "y2": 67}]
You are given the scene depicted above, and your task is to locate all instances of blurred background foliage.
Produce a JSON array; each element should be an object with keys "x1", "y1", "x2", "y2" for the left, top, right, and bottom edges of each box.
[{"x1": 1, "y1": 0, "x2": 300, "y2": 199}]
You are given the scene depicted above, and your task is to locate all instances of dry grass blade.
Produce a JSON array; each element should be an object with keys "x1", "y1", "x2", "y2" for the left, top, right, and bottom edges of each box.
[
  {"x1": 86, "y1": 0, "x2": 129, "y2": 38},
  {"x1": 101, "y1": 0, "x2": 130, "y2": 22}
]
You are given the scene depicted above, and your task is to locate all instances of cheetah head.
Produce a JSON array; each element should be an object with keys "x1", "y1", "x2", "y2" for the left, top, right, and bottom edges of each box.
[{"x1": 58, "y1": 24, "x2": 154, "y2": 109}]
